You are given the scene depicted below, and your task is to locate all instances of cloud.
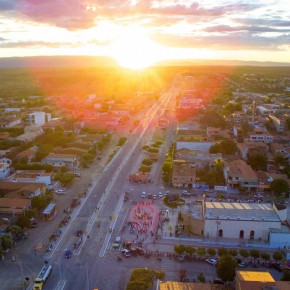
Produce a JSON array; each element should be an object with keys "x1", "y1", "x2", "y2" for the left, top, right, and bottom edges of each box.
[
  {"x1": 14, "y1": 1, "x2": 267, "y2": 30},
  {"x1": 204, "y1": 25, "x2": 290, "y2": 33},
  {"x1": 17, "y1": 0, "x2": 97, "y2": 30},
  {"x1": 0, "y1": 39, "x2": 110, "y2": 48},
  {"x1": 0, "y1": 0, "x2": 16, "y2": 11},
  {"x1": 151, "y1": 31, "x2": 290, "y2": 51}
]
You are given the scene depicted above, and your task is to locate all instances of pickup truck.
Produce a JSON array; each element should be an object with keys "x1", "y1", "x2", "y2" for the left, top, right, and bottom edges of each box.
[{"x1": 33, "y1": 264, "x2": 52, "y2": 290}]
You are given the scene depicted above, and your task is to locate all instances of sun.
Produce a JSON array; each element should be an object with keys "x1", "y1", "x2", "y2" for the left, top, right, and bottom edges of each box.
[{"x1": 107, "y1": 26, "x2": 161, "y2": 70}]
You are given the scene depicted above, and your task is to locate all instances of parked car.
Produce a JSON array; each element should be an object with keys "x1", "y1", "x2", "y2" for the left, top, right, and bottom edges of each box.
[
  {"x1": 158, "y1": 192, "x2": 163, "y2": 198},
  {"x1": 121, "y1": 249, "x2": 131, "y2": 257},
  {"x1": 65, "y1": 249, "x2": 72, "y2": 258},
  {"x1": 74, "y1": 172, "x2": 81, "y2": 177},
  {"x1": 238, "y1": 261, "x2": 247, "y2": 268},
  {"x1": 112, "y1": 236, "x2": 121, "y2": 249},
  {"x1": 153, "y1": 194, "x2": 157, "y2": 200},
  {"x1": 75, "y1": 230, "x2": 83, "y2": 237},
  {"x1": 56, "y1": 189, "x2": 65, "y2": 194},
  {"x1": 176, "y1": 253, "x2": 189, "y2": 262},
  {"x1": 141, "y1": 192, "x2": 146, "y2": 198},
  {"x1": 206, "y1": 258, "x2": 218, "y2": 266}
]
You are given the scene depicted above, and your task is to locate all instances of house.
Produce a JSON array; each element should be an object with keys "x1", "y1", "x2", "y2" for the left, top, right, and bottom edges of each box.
[
  {"x1": 270, "y1": 143, "x2": 290, "y2": 165},
  {"x1": 206, "y1": 127, "x2": 230, "y2": 140},
  {"x1": 7, "y1": 170, "x2": 53, "y2": 187},
  {"x1": 172, "y1": 160, "x2": 196, "y2": 188},
  {"x1": 26, "y1": 111, "x2": 51, "y2": 126},
  {"x1": 0, "y1": 163, "x2": 11, "y2": 179},
  {"x1": 174, "y1": 148, "x2": 222, "y2": 169},
  {"x1": 0, "y1": 181, "x2": 46, "y2": 198},
  {"x1": 16, "y1": 148, "x2": 37, "y2": 163},
  {"x1": 43, "y1": 153, "x2": 78, "y2": 170},
  {"x1": 237, "y1": 142, "x2": 267, "y2": 160},
  {"x1": 268, "y1": 114, "x2": 285, "y2": 132},
  {"x1": 0, "y1": 198, "x2": 31, "y2": 215},
  {"x1": 0, "y1": 115, "x2": 22, "y2": 128},
  {"x1": 223, "y1": 159, "x2": 258, "y2": 191},
  {"x1": 15, "y1": 125, "x2": 43, "y2": 142},
  {"x1": 176, "y1": 142, "x2": 214, "y2": 153},
  {"x1": 232, "y1": 111, "x2": 247, "y2": 125},
  {"x1": 248, "y1": 127, "x2": 273, "y2": 143}
]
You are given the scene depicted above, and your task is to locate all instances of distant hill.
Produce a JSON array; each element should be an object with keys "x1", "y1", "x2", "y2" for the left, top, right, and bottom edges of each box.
[
  {"x1": 155, "y1": 59, "x2": 290, "y2": 67},
  {"x1": 0, "y1": 55, "x2": 118, "y2": 68},
  {"x1": 0, "y1": 55, "x2": 289, "y2": 68}
]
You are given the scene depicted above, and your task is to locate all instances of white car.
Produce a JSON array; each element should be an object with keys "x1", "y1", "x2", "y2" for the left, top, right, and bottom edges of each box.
[
  {"x1": 158, "y1": 192, "x2": 163, "y2": 198},
  {"x1": 206, "y1": 258, "x2": 217, "y2": 266},
  {"x1": 56, "y1": 189, "x2": 65, "y2": 194},
  {"x1": 153, "y1": 194, "x2": 157, "y2": 200},
  {"x1": 141, "y1": 192, "x2": 146, "y2": 198}
]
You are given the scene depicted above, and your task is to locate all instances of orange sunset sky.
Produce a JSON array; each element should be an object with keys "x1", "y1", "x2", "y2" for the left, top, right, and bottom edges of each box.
[{"x1": 1, "y1": 0, "x2": 290, "y2": 69}]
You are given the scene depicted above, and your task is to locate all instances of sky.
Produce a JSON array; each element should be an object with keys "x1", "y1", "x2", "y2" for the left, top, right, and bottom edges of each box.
[{"x1": 0, "y1": 0, "x2": 290, "y2": 68}]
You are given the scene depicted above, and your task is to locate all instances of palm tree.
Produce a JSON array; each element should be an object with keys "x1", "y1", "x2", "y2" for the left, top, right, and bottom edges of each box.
[{"x1": 214, "y1": 158, "x2": 224, "y2": 172}]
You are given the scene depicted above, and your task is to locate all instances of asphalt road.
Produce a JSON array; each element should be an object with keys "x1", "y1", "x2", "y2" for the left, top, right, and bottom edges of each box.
[{"x1": 40, "y1": 88, "x2": 177, "y2": 290}]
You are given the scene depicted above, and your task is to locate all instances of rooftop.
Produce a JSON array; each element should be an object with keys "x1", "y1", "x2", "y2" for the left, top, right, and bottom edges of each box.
[
  {"x1": 227, "y1": 160, "x2": 257, "y2": 180},
  {"x1": 237, "y1": 270, "x2": 275, "y2": 282},
  {"x1": 205, "y1": 202, "x2": 280, "y2": 221}
]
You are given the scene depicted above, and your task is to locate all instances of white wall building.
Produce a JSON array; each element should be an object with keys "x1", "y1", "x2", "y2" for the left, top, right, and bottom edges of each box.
[
  {"x1": 8, "y1": 170, "x2": 53, "y2": 187},
  {"x1": 0, "y1": 163, "x2": 11, "y2": 179},
  {"x1": 204, "y1": 202, "x2": 281, "y2": 242},
  {"x1": 26, "y1": 111, "x2": 51, "y2": 126}
]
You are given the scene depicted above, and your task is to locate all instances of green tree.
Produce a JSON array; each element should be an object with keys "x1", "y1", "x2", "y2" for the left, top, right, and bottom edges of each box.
[
  {"x1": 216, "y1": 254, "x2": 237, "y2": 282},
  {"x1": 196, "y1": 248, "x2": 206, "y2": 257},
  {"x1": 286, "y1": 118, "x2": 290, "y2": 130},
  {"x1": 31, "y1": 194, "x2": 52, "y2": 210},
  {"x1": 184, "y1": 246, "x2": 195, "y2": 255},
  {"x1": 126, "y1": 281, "x2": 148, "y2": 290},
  {"x1": 209, "y1": 139, "x2": 237, "y2": 155},
  {"x1": 16, "y1": 215, "x2": 30, "y2": 228},
  {"x1": 273, "y1": 251, "x2": 283, "y2": 263},
  {"x1": 213, "y1": 158, "x2": 224, "y2": 172},
  {"x1": 261, "y1": 252, "x2": 270, "y2": 261},
  {"x1": 229, "y1": 250, "x2": 238, "y2": 257},
  {"x1": 239, "y1": 249, "x2": 249, "y2": 259},
  {"x1": 0, "y1": 244, "x2": 3, "y2": 258},
  {"x1": 139, "y1": 165, "x2": 151, "y2": 173},
  {"x1": 142, "y1": 159, "x2": 153, "y2": 166},
  {"x1": 162, "y1": 161, "x2": 172, "y2": 184},
  {"x1": 179, "y1": 269, "x2": 187, "y2": 282},
  {"x1": 249, "y1": 249, "x2": 260, "y2": 260},
  {"x1": 248, "y1": 154, "x2": 268, "y2": 171},
  {"x1": 0, "y1": 233, "x2": 13, "y2": 250},
  {"x1": 274, "y1": 154, "x2": 288, "y2": 166},
  {"x1": 218, "y1": 247, "x2": 228, "y2": 257},
  {"x1": 81, "y1": 152, "x2": 94, "y2": 167},
  {"x1": 7, "y1": 225, "x2": 22, "y2": 237},
  {"x1": 207, "y1": 248, "x2": 216, "y2": 257},
  {"x1": 200, "y1": 110, "x2": 226, "y2": 128},
  {"x1": 197, "y1": 273, "x2": 206, "y2": 283},
  {"x1": 271, "y1": 179, "x2": 289, "y2": 196},
  {"x1": 25, "y1": 209, "x2": 36, "y2": 218},
  {"x1": 174, "y1": 244, "x2": 185, "y2": 255}
]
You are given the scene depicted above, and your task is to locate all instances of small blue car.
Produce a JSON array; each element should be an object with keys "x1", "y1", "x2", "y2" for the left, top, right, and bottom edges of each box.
[{"x1": 65, "y1": 249, "x2": 72, "y2": 259}]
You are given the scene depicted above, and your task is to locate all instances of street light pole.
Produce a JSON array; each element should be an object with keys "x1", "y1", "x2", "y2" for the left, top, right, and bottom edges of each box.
[{"x1": 216, "y1": 221, "x2": 221, "y2": 243}]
